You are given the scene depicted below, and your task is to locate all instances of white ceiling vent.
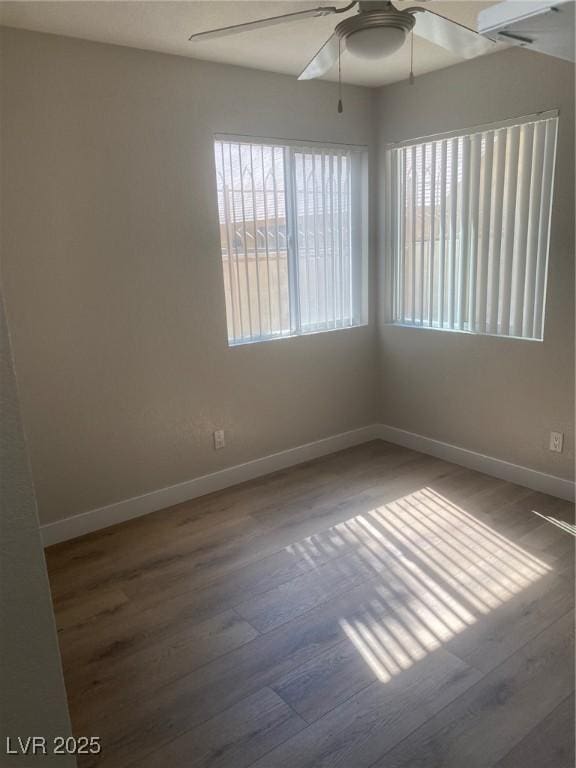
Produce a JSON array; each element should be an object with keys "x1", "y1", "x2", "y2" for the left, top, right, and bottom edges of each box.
[{"x1": 478, "y1": 0, "x2": 575, "y2": 62}]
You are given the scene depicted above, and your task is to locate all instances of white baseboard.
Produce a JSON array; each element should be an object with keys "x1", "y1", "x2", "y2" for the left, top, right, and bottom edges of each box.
[
  {"x1": 41, "y1": 422, "x2": 574, "y2": 547},
  {"x1": 40, "y1": 425, "x2": 380, "y2": 546},
  {"x1": 377, "y1": 424, "x2": 575, "y2": 503}
]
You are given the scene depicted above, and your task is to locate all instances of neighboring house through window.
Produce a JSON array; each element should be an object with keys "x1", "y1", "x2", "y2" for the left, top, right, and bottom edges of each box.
[
  {"x1": 214, "y1": 136, "x2": 369, "y2": 345},
  {"x1": 384, "y1": 111, "x2": 558, "y2": 340}
]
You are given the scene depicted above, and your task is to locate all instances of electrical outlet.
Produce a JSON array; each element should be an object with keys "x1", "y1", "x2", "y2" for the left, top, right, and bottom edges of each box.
[
  {"x1": 213, "y1": 429, "x2": 226, "y2": 450},
  {"x1": 549, "y1": 431, "x2": 564, "y2": 453}
]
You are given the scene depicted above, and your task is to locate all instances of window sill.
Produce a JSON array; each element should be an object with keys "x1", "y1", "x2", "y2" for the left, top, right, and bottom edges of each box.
[
  {"x1": 384, "y1": 322, "x2": 543, "y2": 343},
  {"x1": 228, "y1": 321, "x2": 369, "y2": 348}
]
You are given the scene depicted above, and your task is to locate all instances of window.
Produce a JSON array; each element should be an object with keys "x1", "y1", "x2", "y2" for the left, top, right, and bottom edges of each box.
[
  {"x1": 385, "y1": 111, "x2": 558, "y2": 340},
  {"x1": 214, "y1": 136, "x2": 368, "y2": 345}
]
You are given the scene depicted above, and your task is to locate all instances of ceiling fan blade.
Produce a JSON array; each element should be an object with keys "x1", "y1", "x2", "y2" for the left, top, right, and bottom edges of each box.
[
  {"x1": 412, "y1": 8, "x2": 497, "y2": 59},
  {"x1": 298, "y1": 33, "x2": 341, "y2": 80},
  {"x1": 189, "y1": 6, "x2": 339, "y2": 42}
]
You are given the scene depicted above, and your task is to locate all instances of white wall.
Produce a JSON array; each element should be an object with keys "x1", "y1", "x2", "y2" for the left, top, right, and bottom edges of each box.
[
  {"x1": 1, "y1": 28, "x2": 378, "y2": 526},
  {"x1": 0, "y1": 281, "x2": 74, "y2": 765},
  {"x1": 2, "y1": 30, "x2": 574, "y2": 535},
  {"x1": 376, "y1": 47, "x2": 575, "y2": 480}
]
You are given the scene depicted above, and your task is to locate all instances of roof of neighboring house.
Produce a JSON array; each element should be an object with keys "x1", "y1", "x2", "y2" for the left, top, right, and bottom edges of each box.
[
  {"x1": 215, "y1": 141, "x2": 350, "y2": 226},
  {"x1": 217, "y1": 188, "x2": 351, "y2": 226},
  {"x1": 217, "y1": 189, "x2": 287, "y2": 227}
]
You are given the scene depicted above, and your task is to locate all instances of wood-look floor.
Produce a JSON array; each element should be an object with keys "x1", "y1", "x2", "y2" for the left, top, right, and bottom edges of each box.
[{"x1": 46, "y1": 441, "x2": 575, "y2": 768}]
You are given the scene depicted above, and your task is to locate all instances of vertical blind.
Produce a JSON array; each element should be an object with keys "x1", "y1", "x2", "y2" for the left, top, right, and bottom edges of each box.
[
  {"x1": 387, "y1": 112, "x2": 558, "y2": 340},
  {"x1": 214, "y1": 138, "x2": 367, "y2": 345}
]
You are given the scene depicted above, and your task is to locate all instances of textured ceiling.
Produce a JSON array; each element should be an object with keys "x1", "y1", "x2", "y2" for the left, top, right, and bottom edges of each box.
[{"x1": 0, "y1": 1, "x2": 504, "y2": 86}]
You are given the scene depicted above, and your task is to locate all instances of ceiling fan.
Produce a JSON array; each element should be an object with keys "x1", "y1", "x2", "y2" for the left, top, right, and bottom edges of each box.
[{"x1": 188, "y1": 1, "x2": 496, "y2": 81}]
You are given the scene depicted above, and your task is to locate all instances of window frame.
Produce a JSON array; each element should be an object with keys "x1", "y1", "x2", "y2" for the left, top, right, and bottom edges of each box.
[
  {"x1": 382, "y1": 110, "x2": 559, "y2": 342},
  {"x1": 214, "y1": 133, "x2": 369, "y2": 347}
]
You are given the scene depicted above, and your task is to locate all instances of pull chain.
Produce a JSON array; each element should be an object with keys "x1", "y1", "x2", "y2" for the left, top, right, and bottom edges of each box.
[
  {"x1": 338, "y1": 38, "x2": 343, "y2": 113},
  {"x1": 409, "y1": 30, "x2": 415, "y2": 85}
]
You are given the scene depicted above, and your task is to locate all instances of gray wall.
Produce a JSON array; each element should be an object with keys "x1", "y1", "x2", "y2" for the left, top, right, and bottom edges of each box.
[
  {"x1": 0, "y1": 280, "x2": 74, "y2": 764},
  {"x1": 1, "y1": 31, "x2": 574, "y2": 535},
  {"x1": 1, "y1": 28, "x2": 378, "y2": 526},
  {"x1": 376, "y1": 47, "x2": 575, "y2": 481}
]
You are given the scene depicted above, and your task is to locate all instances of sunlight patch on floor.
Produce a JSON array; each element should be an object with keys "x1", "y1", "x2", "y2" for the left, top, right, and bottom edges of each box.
[
  {"x1": 532, "y1": 509, "x2": 576, "y2": 536},
  {"x1": 287, "y1": 486, "x2": 553, "y2": 684}
]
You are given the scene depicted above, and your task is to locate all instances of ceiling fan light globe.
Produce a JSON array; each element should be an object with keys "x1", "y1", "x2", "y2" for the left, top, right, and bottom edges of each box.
[{"x1": 345, "y1": 26, "x2": 407, "y2": 59}]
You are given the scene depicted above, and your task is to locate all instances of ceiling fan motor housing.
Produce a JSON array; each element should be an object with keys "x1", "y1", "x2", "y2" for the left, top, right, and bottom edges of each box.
[{"x1": 337, "y1": 6, "x2": 416, "y2": 59}]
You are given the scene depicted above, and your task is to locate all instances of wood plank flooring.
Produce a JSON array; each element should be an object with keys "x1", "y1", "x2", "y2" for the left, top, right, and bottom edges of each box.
[{"x1": 45, "y1": 441, "x2": 575, "y2": 768}]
